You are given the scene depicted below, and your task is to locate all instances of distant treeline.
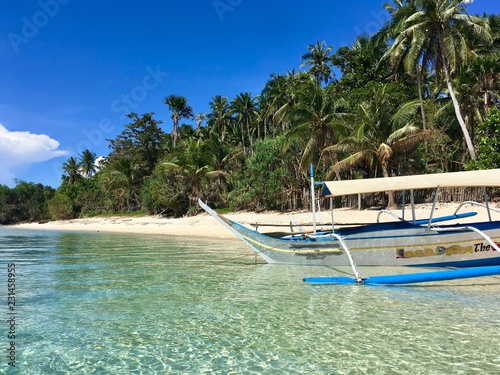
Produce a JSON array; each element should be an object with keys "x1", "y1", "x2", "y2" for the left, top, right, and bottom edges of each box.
[
  {"x1": 2, "y1": 1, "x2": 500, "y2": 224},
  {"x1": 0, "y1": 182, "x2": 54, "y2": 225}
]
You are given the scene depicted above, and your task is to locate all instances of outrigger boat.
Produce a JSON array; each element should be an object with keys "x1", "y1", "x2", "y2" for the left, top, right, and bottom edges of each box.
[{"x1": 199, "y1": 169, "x2": 500, "y2": 284}]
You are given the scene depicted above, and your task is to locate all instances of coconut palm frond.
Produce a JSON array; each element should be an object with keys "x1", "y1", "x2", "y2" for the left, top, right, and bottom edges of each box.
[
  {"x1": 326, "y1": 151, "x2": 368, "y2": 179},
  {"x1": 377, "y1": 143, "x2": 393, "y2": 165},
  {"x1": 205, "y1": 170, "x2": 230, "y2": 180},
  {"x1": 387, "y1": 124, "x2": 421, "y2": 143},
  {"x1": 392, "y1": 99, "x2": 422, "y2": 127},
  {"x1": 390, "y1": 129, "x2": 439, "y2": 153}
]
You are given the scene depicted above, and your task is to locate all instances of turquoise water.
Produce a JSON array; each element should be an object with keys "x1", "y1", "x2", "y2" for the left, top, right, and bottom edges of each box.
[{"x1": 1, "y1": 227, "x2": 500, "y2": 374}]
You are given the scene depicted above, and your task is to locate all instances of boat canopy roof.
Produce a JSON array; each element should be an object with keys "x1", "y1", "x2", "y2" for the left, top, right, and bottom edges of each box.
[{"x1": 320, "y1": 169, "x2": 500, "y2": 198}]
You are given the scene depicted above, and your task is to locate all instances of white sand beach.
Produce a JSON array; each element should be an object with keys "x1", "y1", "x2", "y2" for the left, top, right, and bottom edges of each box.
[{"x1": 13, "y1": 202, "x2": 500, "y2": 239}]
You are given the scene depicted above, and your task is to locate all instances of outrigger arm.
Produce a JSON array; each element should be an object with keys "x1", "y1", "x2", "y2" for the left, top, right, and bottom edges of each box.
[
  {"x1": 326, "y1": 232, "x2": 362, "y2": 283},
  {"x1": 431, "y1": 226, "x2": 500, "y2": 252}
]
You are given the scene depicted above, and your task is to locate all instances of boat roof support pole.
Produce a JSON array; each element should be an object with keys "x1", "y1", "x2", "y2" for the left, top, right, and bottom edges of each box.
[
  {"x1": 330, "y1": 197, "x2": 334, "y2": 234},
  {"x1": 402, "y1": 191, "x2": 406, "y2": 221},
  {"x1": 410, "y1": 189, "x2": 416, "y2": 224},
  {"x1": 310, "y1": 164, "x2": 317, "y2": 234},
  {"x1": 427, "y1": 187, "x2": 440, "y2": 231},
  {"x1": 317, "y1": 199, "x2": 322, "y2": 225},
  {"x1": 482, "y1": 187, "x2": 492, "y2": 222}
]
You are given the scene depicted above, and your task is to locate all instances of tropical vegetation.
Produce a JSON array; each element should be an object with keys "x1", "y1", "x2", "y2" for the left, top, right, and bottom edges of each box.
[{"x1": 1, "y1": 1, "x2": 499, "y2": 224}]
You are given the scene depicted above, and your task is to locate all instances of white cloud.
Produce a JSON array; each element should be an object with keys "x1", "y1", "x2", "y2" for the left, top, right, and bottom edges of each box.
[{"x1": 0, "y1": 123, "x2": 69, "y2": 186}]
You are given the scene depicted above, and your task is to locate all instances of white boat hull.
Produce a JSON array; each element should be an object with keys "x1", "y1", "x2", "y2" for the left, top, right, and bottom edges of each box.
[{"x1": 200, "y1": 200, "x2": 500, "y2": 268}]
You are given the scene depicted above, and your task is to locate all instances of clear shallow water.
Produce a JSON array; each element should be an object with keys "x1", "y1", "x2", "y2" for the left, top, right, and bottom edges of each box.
[{"x1": 1, "y1": 227, "x2": 500, "y2": 374}]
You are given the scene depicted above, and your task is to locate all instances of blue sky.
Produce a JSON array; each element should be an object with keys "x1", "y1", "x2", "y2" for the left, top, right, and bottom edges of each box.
[{"x1": 1, "y1": 0, "x2": 498, "y2": 188}]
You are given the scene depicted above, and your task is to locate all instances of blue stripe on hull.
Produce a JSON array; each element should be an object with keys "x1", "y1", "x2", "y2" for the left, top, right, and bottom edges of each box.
[{"x1": 410, "y1": 257, "x2": 500, "y2": 268}]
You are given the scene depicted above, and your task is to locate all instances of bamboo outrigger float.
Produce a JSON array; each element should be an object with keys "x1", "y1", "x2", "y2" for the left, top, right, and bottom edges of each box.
[{"x1": 199, "y1": 168, "x2": 500, "y2": 284}]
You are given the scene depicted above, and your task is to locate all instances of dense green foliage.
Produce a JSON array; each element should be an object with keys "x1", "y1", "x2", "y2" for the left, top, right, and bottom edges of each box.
[
  {"x1": 466, "y1": 108, "x2": 500, "y2": 170},
  {"x1": 3, "y1": 1, "x2": 499, "y2": 223},
  {"x1": 230, "y1": 136, "x2": 306, "y2": 211},
  {"x1": 0, "y1": 181, "x2": 54, "y2": 224}
]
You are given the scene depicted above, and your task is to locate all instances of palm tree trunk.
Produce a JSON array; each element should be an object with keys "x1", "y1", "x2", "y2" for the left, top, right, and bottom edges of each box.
[
  {"x1": 484, "y1": 90, "x2": 490, "y2": 114},
  {"x1": 381, "y1": 163, "x2": 395, "y2": 207},
  {"x1": 240, "y1": 122, "x2": 246, "y2": 151},
  {"x1": 247, "y1": 119, "x2": 253, "y2": 147},
  {"x1": 416, "y1": 66, "x2": 427, "y2": 130},
  {"x1": 172, "y1": 116, "x2": 179, "y2": 148},
  {"x1": 438, "y1": 33, "x2": 477, "y2": 160},
  {"x1": 445, "y1": 77, "x2": 477, "y2": 160}
]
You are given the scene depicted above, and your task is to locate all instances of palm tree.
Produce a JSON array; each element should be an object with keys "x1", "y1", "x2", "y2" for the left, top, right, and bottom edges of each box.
[
  {"x1": 325, "y1": 84, "x2": 437, "y2": 206},
  {"x1": 382, "y1": 0, "x2": 493, "y2": 160},
  {"x1": 195, "y1": 112, "x2": 207, "y2": 130},
  {"x1": 261, "y1": 71, "x2": 313, "y2": 135},
  {"x1": 230, "y1": 92, "x2": 259, "y2": 150},
  {"x1": 101, "y1": 157, "x2": 141, "y2": 211},
  {"x1": 283, "y1": 80, "x2": 347, "y2": 174},
  {"x1": 469, "y1": 54, "x2": 500, "y2": 114},
  {"x1": 163, "y1": 138, "x2": 226, "y2": 209},
  {"x1": 301, "y1": 40, "x2": 334, "y2": 85},
  {"x1": 261, "y1": 72, "x2": 314, "y2": 128},
  {"x1": 453, "y1": 53, "x2": 500, "y2": 139},
  {"x1": 380, "y1": 0, "x2": 429, "y2": 128},
  {"x1": 62, "y1": 157, "x2": 82, "y2": 185},
  {"x1": 163, "y1": 95, "x2": 194, "y2": 148},
  {"x1": 207, "y1": 95, "x2": 233, "y2": 142},
  {"x1": 205, "y1": 132, "x2": 243, "y2": 175},
  {"x1": 79, "y1": 149, "x2": 97, "y2": 178},
  {"x1": 488, "y1": 14, "x2": 500, "y2": 51}
]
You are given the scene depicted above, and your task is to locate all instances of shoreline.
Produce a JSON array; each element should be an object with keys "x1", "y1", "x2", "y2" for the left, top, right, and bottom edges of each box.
[{"x1": 11, "y1": 202, "x2": 500, "y2": 238}]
